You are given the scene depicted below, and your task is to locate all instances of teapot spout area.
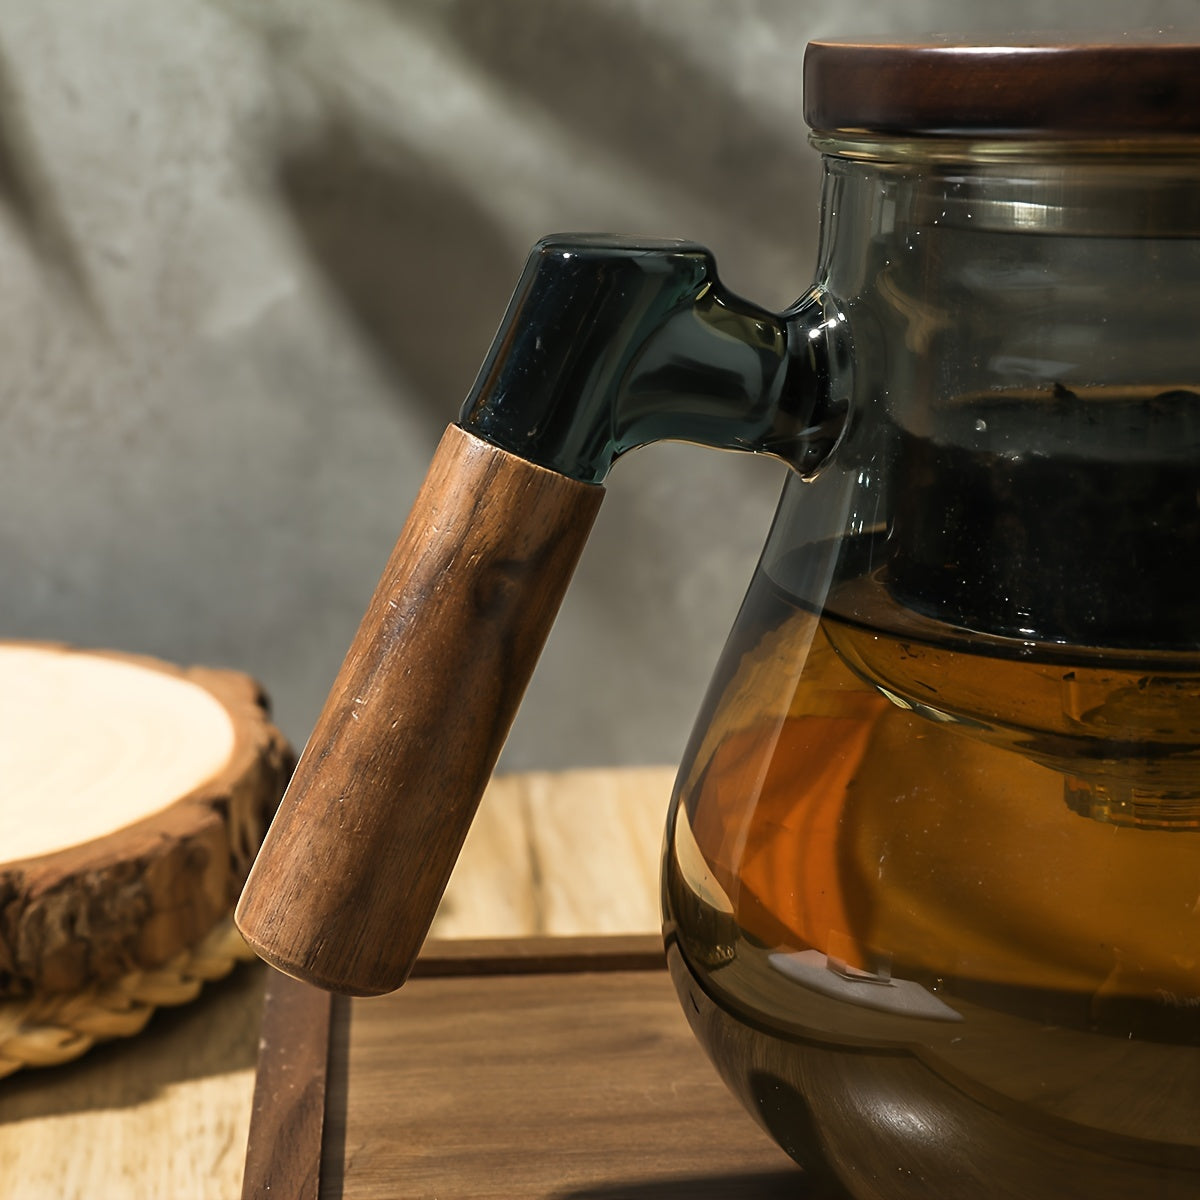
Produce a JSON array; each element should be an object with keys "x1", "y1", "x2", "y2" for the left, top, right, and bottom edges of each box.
[{"x1": 459, "y1": 234, "x2": 852, "y2": 483}]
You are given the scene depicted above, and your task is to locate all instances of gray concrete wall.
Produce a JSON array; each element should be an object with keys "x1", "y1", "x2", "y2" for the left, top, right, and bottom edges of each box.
[{"x1": 1, "y1": 0, "x2": 1194, "y2": 769}]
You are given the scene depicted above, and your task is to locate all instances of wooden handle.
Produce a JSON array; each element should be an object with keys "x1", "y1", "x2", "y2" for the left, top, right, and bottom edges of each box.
[{"x1": 235, "y1": 425, "x2": 603, "y2": 995}]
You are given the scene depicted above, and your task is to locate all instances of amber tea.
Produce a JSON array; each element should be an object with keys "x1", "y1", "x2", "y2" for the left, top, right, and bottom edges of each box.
[{"x1": 665, "y1": 554, "x2": 1200, "y2": 1198}]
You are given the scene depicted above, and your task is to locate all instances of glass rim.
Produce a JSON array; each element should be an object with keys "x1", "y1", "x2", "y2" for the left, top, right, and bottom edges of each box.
[{"x1": 810, "y1": 132, "x2": 1200, "y2": 167}]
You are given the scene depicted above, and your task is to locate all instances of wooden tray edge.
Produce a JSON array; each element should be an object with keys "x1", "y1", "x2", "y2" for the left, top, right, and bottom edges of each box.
[
  {"x1": 412, "y1": 932, "x2": 665, "y2": 977},
  {"x1": 240, "y1": 934, "x2": 667, "y2": 1199},
  {"x1": 240, "y1": 972, "x2": 333, "y2": 1200}
]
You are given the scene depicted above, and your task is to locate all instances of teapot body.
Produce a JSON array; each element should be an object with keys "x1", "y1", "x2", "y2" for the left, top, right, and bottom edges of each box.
[
  {"x1": 663, "y1": 139, "x2": 1200, "y2": 1195},
  {"x1": 237, "y1": 37, "x2": 1200, "y2": 1200}
]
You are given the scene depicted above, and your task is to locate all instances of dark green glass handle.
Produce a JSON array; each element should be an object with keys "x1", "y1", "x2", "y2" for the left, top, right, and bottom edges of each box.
[
  {"x1": 237, "y1": 235, "x2": 851, "y2": 996},
  {"x1": 462, "y1": 234, "x2": 851, "y2": 482}
]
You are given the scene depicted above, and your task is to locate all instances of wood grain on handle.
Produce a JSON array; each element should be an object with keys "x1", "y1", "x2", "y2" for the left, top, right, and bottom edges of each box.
[{"x1": 235, "y1": 424, "x2": 604, "y2": 995}]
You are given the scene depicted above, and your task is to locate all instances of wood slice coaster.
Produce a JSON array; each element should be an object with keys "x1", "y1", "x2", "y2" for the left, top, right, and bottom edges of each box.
[
  {"x1": 0, "y1": 642, "x2": 292, "y2": 1073},
  {"x1": 242, "y1": 936, "x2": 805, "y2": 1200}
]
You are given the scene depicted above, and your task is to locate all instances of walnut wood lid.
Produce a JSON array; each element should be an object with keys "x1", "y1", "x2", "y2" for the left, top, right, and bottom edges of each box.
[{"x1": 804, "y1": 37, "x2": 1200, "y2": 137}]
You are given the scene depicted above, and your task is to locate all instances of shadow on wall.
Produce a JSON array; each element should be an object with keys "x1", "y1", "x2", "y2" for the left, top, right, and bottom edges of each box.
[
  {"x1": 436, "y1": 0, "x2": 807, "y2": 256},
  {"x1": 0, "y1": 38, "x2": 102, "y2": 326},
  {"x1": 265, "y1": 0, "x2": 812, "y2": 435},
  {"x1": 272, "y1": 114, "x2": 518, "y2": 432}
]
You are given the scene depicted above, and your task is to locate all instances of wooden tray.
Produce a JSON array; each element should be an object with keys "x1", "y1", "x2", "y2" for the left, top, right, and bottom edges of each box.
[{"x1": 240, "y1": 936, "x2": 808, "y2": 1199}]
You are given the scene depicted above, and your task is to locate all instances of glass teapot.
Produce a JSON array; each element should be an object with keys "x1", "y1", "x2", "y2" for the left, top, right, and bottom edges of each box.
[{"x1": 237, "y1": 39, "x2": 1200, "y2": 1197}]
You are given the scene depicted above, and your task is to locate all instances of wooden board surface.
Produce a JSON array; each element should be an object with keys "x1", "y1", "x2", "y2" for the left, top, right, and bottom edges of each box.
[
  {"x1": 0, "y1": 767, "x2": 676, "y2": 1199},
  {"x1": 0, "y1": 960, "x2": 269, "y2": 1199},
  {"x1": 0, "y1": 642, "x2": 292, "y2": 999},
  {"x1": 243, "y1": 938, "x2": 806, "y2": 1200}
]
